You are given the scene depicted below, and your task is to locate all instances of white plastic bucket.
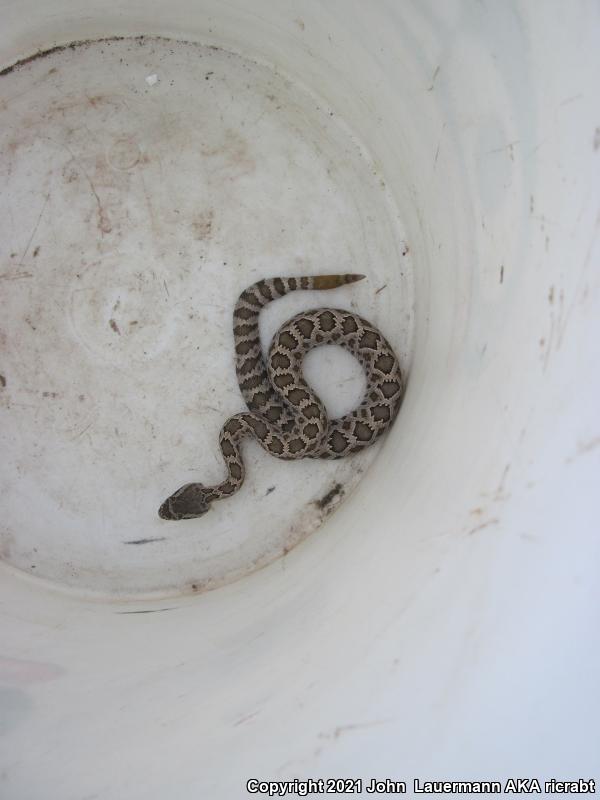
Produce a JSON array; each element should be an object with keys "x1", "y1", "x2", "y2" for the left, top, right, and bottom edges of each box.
[{"x1": 1, "y1": 2, "x2": 598, "y2": 797}]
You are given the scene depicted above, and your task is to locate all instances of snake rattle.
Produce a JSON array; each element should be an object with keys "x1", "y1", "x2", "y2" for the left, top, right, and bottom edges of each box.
[{"x1": 158, "y1": 274, "x2": 403, "y2": 520}]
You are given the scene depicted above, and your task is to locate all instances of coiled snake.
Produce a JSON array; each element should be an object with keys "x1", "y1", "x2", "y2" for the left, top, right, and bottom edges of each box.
[{"x1": 158, "y1": 274, "x2": 403, "y2": 520}]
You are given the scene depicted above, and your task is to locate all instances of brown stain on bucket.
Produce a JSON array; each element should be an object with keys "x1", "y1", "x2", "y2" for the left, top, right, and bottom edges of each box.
[
  {"x1": 191, "y1": 209, "x2": 215, "y2": 240},
  {"x1": 201, "y1": 129, "x2": 256, "y2": 180}
]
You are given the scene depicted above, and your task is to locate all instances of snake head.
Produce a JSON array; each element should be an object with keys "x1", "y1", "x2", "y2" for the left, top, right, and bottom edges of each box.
[{"x1": 158, "y1": 483, "x2": 212, "y2": 520}]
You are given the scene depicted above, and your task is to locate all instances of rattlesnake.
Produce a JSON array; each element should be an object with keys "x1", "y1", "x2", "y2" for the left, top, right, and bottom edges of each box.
[{"x1": 158, "y1": 274, "x2": 403, "y2": 520}]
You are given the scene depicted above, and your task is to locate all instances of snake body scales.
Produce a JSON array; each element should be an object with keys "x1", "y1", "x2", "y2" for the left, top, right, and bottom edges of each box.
[{"x1": 159, "y1": 274, "x2": 403, "y2": 520}]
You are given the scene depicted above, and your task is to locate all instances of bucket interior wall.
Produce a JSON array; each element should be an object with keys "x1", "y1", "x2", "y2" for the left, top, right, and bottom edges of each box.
[{"x1": 1, "y1": 2, "x2": 598, "y2": 797}]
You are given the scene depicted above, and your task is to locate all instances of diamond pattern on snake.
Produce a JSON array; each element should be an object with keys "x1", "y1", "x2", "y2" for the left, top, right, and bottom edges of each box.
[{"x1": 159, "y1": 274, "x2": 404, "y2": 520}]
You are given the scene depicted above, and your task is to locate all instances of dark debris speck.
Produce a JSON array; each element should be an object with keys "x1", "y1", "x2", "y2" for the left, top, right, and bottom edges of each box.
[{"x1": 315, "y1": 482, "x2": 344, "y2": 510}]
